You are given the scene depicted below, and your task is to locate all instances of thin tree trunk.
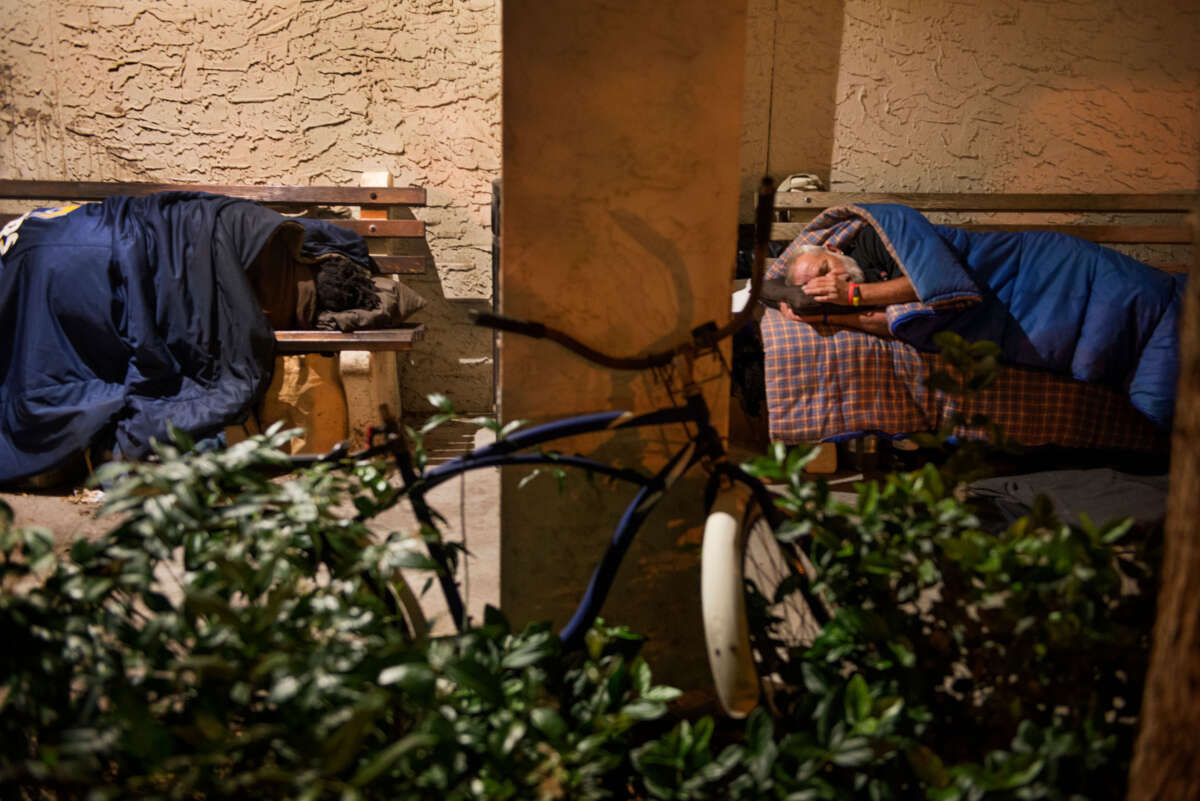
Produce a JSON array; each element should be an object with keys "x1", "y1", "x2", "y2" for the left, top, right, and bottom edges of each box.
[{"x1": 1127, "y1": 204, "x2": 1200, "y2": 801}]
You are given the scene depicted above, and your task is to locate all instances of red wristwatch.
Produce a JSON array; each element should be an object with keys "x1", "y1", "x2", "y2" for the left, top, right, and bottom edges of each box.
[{"x1": 848, "y1": 283, "x2": 862, "y2": 307}]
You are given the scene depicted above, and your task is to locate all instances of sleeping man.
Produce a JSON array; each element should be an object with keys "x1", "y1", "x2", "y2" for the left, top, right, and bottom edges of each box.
[
  {"x1": 759, "y1": 203, "x2": 1185, "y2": 429},
  {"x1": 761, "y1": 225, "x2": 917, "y2": 336}
]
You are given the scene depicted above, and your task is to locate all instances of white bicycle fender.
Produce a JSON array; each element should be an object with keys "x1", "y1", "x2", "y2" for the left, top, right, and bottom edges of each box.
[{"x1": 701, "y1": 489, "x2": 760, "y2": 718}]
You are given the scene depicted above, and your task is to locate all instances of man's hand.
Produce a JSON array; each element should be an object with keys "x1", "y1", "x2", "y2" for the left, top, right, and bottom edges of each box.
[
  {"x1": 777, "y1": 304, "x2": 893, "y2": 338},
  {"x1": 779, "y1": 303, "x2": 828, "y2": 327},
  {"x1": 802, "y1": 270, "x2": 851, "y2": 305},
  {"x1": 778, "y1": 302, "x2": 804, "y2": 322}
]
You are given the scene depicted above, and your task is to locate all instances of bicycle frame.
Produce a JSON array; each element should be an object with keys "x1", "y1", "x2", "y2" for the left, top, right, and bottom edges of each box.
[
  {"x1": 357, "y1": 177, "x2": 785, "y2": 652},
  {"x1": 390, "y1": 389, "x2": 779, "y2": 650}
]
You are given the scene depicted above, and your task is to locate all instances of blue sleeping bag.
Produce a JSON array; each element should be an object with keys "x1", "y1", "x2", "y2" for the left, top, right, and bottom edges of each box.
[{"x1": 0, "y1": 191, "x2": 372, "y2": 483}]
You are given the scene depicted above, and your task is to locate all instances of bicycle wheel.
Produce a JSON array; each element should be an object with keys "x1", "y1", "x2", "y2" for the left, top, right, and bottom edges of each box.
[{"x1": 702, "y1": 488, "x2": 824, "y2": 718}]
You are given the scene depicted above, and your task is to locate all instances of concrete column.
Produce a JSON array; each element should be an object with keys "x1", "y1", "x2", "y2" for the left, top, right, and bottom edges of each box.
[{"x1": 500, "y1": 0, "x2": 747, "y2": 689}]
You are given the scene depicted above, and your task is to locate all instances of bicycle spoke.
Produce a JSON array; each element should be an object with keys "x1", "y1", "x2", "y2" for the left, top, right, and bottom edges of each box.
[{"x1": 741, "y1": 510, "x2": 823, "y2": 705}]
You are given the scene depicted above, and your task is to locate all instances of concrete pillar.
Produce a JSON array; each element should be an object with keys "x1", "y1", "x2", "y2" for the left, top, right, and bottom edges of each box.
[{"x1": 500, "y1": 0, "x2": 747, "y2": 689}]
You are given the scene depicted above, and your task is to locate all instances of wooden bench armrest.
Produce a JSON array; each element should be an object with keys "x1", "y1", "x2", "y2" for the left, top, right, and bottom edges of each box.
[{"x1": 273, "y1": 325, "x2": 426, "y2": 353}]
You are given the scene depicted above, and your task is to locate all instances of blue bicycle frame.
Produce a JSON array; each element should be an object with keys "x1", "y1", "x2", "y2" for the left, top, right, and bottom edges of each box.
[{"x1": 389, "y1": 389, "x2": 781, "y2": 650}]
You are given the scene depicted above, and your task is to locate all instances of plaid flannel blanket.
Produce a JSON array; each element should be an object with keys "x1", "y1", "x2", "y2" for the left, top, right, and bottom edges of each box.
[{"x1": 761, "y1": 310, "x2": 1163, "y2": 450}]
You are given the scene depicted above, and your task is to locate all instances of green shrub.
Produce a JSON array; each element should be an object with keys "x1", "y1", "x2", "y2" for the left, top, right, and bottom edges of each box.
[
  {"x1": 0, "y1": 426, "x2": 680, "y2": 800},
  {"x1": 688, "y1": 331, "x2": 1161, "y2": 800},
  {"x1": 2, "y1": 332, "x2": 1161, "y2": 800}
]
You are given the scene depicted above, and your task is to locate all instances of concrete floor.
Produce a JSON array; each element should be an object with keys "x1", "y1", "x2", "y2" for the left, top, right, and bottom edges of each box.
[{"x1": 373, "y1": 422, "x2": 500, "y2": 634}]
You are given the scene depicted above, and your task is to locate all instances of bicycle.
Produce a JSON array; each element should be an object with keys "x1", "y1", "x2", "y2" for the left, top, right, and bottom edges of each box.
[{"x1": 309, "y1": 178, "x2": 831, "y2": 718}]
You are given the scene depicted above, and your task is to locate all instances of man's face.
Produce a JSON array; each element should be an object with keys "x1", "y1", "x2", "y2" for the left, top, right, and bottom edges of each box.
[{"x1": 785, "y1": 247, "x2": 848, "y2": 286}]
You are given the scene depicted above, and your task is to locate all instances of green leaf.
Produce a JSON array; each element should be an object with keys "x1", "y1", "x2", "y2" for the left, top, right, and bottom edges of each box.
[
  {"x1": 498, "y1": 419, "x2": 527, "y2": 439},
  {"x1": 444, "y1": 657, "x2": 503, "y2": 706},
  {"x1": 427, "y1": 393, "x2": 454, "y2": 413},
  {"x1": 166, "y1": 420, "x2": 195, "y2": 452},
  {"x1": 483, "y1": 604, "x2": 511, "y2": 632},
  {"x1": 643, "y1": 685, "x2": 683, "y2": 703},
  {"x1": 387, "y1": 550, "x2": 441, "y2": 571},
  {"x1": 501, "y1": 636, "x2": 555, "y2": 669},
  {"x1": 269, "y1": 675, "x2": 302, "y2": 704},
  {"x1": 621, "y1": 700, "x2": 668, "y2": 721},
  {"x1": 802, "y1": 662, "x2": 831, "y2": 695},
  {"x1": 1099, "y1": 516, "x2": 1135, "y2": 543},
  {"x1": 844, "y1": 674, "x2": 871, "y2": 723},
  {"x1": 350, "y1": 732, "x2": 439, "y2": 786},
  {"x1": 831, "y1": 736, "x2": 873, "y2": 766},
  {"x1": 530, "y1": 707, "x2": 568, "y2": 740},
  {"x1": 69, "y1": 538, "x2": 96, "y2": 564},
  {"x1": 785, "y1": 445, "x2": 820, "y2": 476},
  {"x1": 906, "y1": 744, "x2": 949, "y2": 788},
  {"x1": 631, "y1": 657, "x2": 653, "y2": 694},
  {"x1": 518, "y1": 469, "x2": 542, "y2": 490},
  {"x1": 999, "y1": 758, "x2": 1045, "y2": 789},
  {"x1": 378, "y1": 663, "x2": 435, "y2": 696},
  {"x1": 968, "y1": 340, "x2": 1001, "y2": 358},
  {"x1": 887, "y1": 637, "x2": 916, "y2": 668}
]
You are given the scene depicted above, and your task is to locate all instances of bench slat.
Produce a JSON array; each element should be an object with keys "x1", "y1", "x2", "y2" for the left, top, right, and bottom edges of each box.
[
  {"x1": 773, "y1": 191, "x2": 1198, "y2": 213},
  {"x1": 0, "y1": 212, "x2": 426, "y2": 238},
  {"x1": 770, "y1": 222, "x2": 1194, "y2": 245},
  {"x1": 274, "y1": 325, "x2": 425, "y2": 353},
  {"x1": 0, "y1": 180, "x2": 425, "y2": 207},
  {"x1": 373, "y1": 255, "x2": 427, "y2": 274},
  {"x1": 330, "y1": 218, "x2": 424, "y2": 237}
]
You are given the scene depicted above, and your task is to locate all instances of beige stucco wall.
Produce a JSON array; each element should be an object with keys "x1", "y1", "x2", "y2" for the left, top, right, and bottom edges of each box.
[
  {"x1": 0, "y1": 0, "x2": 501, "y2": 414},
  {"x1": 742, "y1": 0, "x2": 1200, "y2": 216}
]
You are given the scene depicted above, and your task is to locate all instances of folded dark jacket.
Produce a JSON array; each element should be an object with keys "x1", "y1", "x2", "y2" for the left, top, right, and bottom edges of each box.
[{"x1": 315, "y1": 276, "x2": 427, "y2": 332}]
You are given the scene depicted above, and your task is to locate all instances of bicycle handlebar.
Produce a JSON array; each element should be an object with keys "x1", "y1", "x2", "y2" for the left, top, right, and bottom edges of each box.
[{"x1": 474, "y1": 176, "x2": 777, "y2": 370}]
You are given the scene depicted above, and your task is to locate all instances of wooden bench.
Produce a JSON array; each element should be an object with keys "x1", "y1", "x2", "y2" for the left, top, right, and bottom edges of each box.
[
  {"x1": 0, "y1": 179, "x2": 429, "y2": 353},
  {"x1": 770, "y1": 191, "x2": 1197, "y2": 272}
]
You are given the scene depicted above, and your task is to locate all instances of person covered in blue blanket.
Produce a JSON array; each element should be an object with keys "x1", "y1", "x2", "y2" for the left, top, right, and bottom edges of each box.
[
  {"x1": 758, "y1": 203, "x2": 1185, "y2": 429},
  {"x1": 0, "y1": 192, "x2": 425, "y2": 486}
]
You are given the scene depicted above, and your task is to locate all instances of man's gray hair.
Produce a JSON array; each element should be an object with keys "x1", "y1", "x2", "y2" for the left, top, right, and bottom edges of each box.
[{"x1": 782, "y1": 244, "x2": 865, "y2": 285}]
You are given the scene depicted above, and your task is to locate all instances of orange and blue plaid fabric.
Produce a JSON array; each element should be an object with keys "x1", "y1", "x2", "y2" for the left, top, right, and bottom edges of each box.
[{"x1": 761, "y1": 308, "x2": 1162, "y2": 450}]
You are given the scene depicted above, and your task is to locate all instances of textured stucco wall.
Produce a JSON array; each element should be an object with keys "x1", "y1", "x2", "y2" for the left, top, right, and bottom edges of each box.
[
  {"x1": 0, "y1": 0, "x2": 500, "y2": 414},
  {"x1": 742, "y1": 0, "x2": 1199, "y2": 214}
]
